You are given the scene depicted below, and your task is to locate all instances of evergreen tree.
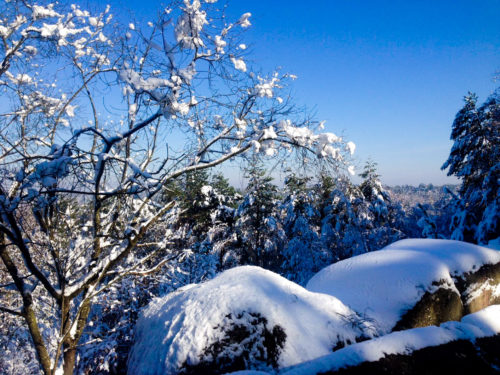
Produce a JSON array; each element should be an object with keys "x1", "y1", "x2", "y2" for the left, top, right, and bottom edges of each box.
[
  {"x1": 234, "y1": 163, "x2": 284, "y2": 269},
  {"x1": 279, "y1": 173, "x2": 328, "y2": 285},
  {"x1": 416, "y1": 203, "x2": 440, "y2": 239},
  {"x1": 178, "y1": 169, "x2": 213, "y2": 234},
  {"x1": 441, "y1": 90, "x2": 500, "y2": 244},
  {"x1": 359, "y1": 161, "x2": 406, "y2": 251},
  {"x1": 320, "y1": 177, "x2": 368, "y2": 260},
  {"x1": 157, "y1": 171, "x2": 241, "y2": 281},
  {"x1": 359, "y1": 160, "x2": 390, "y2": 225},
  {"x1": 197, "y1": 173, "x2": 242, "y2": 271},
  {"x1": 210, "y1": 173, "x2": 240, "y2": 208}
]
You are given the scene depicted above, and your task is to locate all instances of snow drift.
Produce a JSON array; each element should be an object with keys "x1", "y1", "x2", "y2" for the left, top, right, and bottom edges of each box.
[
  {"x1": 127, "y1": 266, "x2": 375, "y2": 375},
  {"x1": 307, "y1": 239, "x2": 500, "y2": 333},
  {"x1": 281, "y1": 304, "x2": 500, "y2": 375}
]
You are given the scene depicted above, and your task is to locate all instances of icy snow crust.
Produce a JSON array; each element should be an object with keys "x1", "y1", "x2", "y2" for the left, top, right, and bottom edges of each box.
[
  {"x1": 307, "y1": 239, "x2": 500, "y2": 333},
  {"x1": 280, "y1": 304, "x2": 500, "y2": 375},
  {"x1": 127, "y1": 266, "x2": 374, "y2": 375}
]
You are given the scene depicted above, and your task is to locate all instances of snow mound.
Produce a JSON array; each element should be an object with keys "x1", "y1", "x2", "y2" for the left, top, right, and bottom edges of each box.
[
  {"x1": 281, "y1": 304, "x2": 500, "y2": 375},
  {"x1": 383, "y1": 239, "x2": 500, "y2": 275},
  {"x1": 307, "y1": 239, "x2": 500, "y2": 333},
  {"x1": 127, "y1": 266, "x2": 375, "y2": 375}
]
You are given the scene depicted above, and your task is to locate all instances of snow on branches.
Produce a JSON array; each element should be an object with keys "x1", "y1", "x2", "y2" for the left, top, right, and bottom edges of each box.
[{"x1": 0, "y1": 1, "x2": 355, "y2": 374}]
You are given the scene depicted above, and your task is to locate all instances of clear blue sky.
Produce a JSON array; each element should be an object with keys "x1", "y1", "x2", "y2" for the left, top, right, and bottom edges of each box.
[{"x1": 108, "y1": 0, "x2": 499, "y2": 185}]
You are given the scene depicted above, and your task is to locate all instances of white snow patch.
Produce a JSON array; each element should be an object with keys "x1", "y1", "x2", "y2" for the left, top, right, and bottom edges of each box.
[
  {"x1": 383, "y1": 239, "x2": 500, "y2": 276},
  {"x1": 175, "y1": 0, "x2": 208, "y2": 49},
  {"x1": 346, "y1": 141, "x2": 356, "y2": 155},
  {"x1": 231, "y1": 57, "x2": 247, "y2": 72},
  {"x1": 65, "y1": 104, "x2": 76, "y2": 117},
  {"x1": 465, "y1": 281, "x2": 500, "y2": 305},
  {"x1": 280, "y1": 305, "x2": 500, "y2": 375},
  {"x1": 238, "y1": 13, "x2": 252, "y2": 28},
  {"x1": 32, "y1": 4, "x2": 60, "y2": 19},
  {"x1": 262, "y1": 126, "x2": 277, "y2": 140},
  {"x1": 214, "y1": 35, "x2": 226, "y2": 54}
]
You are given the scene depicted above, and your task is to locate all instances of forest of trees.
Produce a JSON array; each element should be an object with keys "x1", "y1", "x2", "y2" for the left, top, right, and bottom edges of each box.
[
  {"x1": 0, "y1": 0, "x2": 498, "y2": 374},
  {"x1": 4, "y1": 151, "x2": 497, "y2": 373}
]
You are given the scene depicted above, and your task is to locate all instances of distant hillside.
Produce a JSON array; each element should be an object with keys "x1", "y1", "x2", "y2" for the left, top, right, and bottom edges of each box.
[{"x1": 386, "y1": 184, "x2": 458, "y2": 210}]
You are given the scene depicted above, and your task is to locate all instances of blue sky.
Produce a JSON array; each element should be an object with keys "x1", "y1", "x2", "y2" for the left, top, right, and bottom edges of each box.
[{"x1": 108, "y1": 0, "x2": 499, "y2": 185}]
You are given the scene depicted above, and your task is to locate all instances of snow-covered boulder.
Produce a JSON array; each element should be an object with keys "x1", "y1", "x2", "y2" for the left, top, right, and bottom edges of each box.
[
  {"x1": 307, "y1": 239, "x2": 500, "y2": 333},
  {"x1": 127, "y1": 266, "x2": 376, "y2": 375}
]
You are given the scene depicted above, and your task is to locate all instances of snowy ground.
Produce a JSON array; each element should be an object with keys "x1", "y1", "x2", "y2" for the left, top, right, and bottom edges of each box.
[{"x1": 128, "y1": 239, "x2": 500, "y2": 374}]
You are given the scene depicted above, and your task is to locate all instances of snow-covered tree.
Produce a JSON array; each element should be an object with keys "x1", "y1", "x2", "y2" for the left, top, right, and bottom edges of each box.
[
  {"x1": 318, "y1": 162, "x2": 405, "y2": 260},
  {"x1": 441, "y1": 90, "x2": 500, "y2": 244},
  {"x1": 279, "y1": 173, "x2": 328, "y2": 285},
  {"x1": 169, "y1": 172, "x2": 240, "y2": 283},
  {"x1": 359, "y1": 161, "x2": 405, "y2": 251},
  {"x1": 386, "y1": 183, "x2": 458, "y2": 239},
  {"x1": 320, "y1": 177, "x2": 368, "y2": 260},
  {"x1": 416, "y1": 203, "x2": 440, "y2": 239},
  {"x1": 359, "y1": 161, "x2": 388, "y2": 224},
  {"x1": 192, "y1": 173, "x2": 241, "y2": 271},
  {"x1": 233, "y1": 163, "x2": 284, "y2": 270},
  {"x1": 0, "y1": 1, "x2": 354, "y2": 374}
]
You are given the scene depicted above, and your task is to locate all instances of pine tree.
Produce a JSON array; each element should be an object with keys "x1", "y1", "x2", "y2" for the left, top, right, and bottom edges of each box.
[
  {"x1": 441, "y1": 90, "x2": 500, "y2": 244},
  {"x1": 359, "y1": 160, "x2": 390, "y2": 225},
  {"x1": 210, "y1": 173, "x2": 240, "y2": 208},
  {"x1": 197, "y1": 173, "x2": 241, "y2": 271},
  {"x1": 320, "y1": 177, "x2": 368, "y2": 260},
  {"x1": 416, "y1": 203, "x2": 440, "y2": 239},
  {"x1": 279, "y1": 173, "x2": 328, "y2": 284},
  {"x1": 178, "y1": 169, "x2": 213, "y2": 234},
  {"x1": 359, "y1": 160, "x2": 406, "y2": 251},
  {"x1": 157, "y1": 171, "x2": 240, "y2": 283},
  {"x1": 234, "y1": 163, "x2": 283, "y2": 269}
]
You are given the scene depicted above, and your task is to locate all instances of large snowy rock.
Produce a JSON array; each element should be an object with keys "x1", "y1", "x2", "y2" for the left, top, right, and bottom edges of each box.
[
  {"x1": 307, "y1": 239, "x2": 500, "y2": 333},
  {"x1": 127, "y1": 266, "x2": 376, "y2": 375}
]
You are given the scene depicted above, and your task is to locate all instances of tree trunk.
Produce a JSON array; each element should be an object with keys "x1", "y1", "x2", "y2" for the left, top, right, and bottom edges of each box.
[
  {"x1": 24, "y1": 303, "x2": 52, "y2": 375},
  {"x1": 61, "y1": 295, "x2": 92, "y2": 375},
  {"x1": 63, "y1": 344, "x2": 77, "y2": 375},
  {"x1": 60, "y1": 298, "x2": 76, "y2": 375}
]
